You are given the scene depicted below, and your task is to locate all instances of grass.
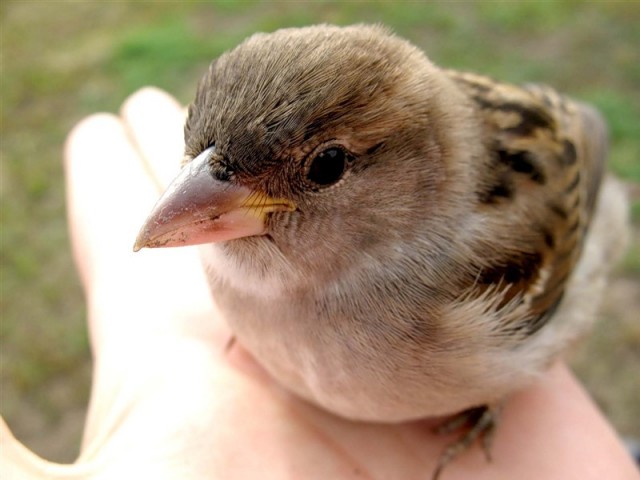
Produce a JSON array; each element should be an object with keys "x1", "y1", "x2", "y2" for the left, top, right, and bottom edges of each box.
[{"x1": 1, "y1": 0, "x2": 639, "y2": 462}]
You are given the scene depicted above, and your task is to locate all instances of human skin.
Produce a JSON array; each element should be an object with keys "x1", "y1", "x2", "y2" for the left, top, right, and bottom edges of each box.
[{"x1": 0, "y1": 87, "x2": 637, "y2": 480}]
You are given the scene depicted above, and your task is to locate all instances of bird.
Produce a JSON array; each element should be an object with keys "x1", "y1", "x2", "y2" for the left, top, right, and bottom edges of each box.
[{"x1": 134, "y1": 24, "x2": 628, "y2": 478}]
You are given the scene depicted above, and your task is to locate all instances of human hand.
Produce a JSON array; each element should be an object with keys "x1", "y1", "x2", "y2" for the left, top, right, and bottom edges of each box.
[{"x1": 1, "y1": 87, "x2": 636, "y2": 480}]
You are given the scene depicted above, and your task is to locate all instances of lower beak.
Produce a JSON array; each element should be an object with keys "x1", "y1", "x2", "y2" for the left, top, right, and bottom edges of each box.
[{"x1": 133, "y1": 146, "x2": 295, "y2": 251}]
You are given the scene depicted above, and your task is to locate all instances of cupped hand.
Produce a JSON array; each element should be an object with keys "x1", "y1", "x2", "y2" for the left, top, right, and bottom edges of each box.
[{"x1": 1, "y1": 88, "x2": 636, "y2": 480}]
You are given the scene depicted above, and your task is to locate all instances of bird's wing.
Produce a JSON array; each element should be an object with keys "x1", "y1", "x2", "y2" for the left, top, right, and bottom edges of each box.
[{"x1": 446, "y1": 69, "x2": 608, "y2": 335}]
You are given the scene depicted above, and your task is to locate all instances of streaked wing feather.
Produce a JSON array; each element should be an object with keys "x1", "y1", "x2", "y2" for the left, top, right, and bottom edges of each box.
[{"x1": 446, "y1": 70, "x2": 608, "y2": 334}]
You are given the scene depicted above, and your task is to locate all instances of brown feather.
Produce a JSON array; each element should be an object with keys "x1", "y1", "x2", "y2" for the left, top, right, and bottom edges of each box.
[{"x1": 446, "y1": 70, "x2": 608, "y2": 334}]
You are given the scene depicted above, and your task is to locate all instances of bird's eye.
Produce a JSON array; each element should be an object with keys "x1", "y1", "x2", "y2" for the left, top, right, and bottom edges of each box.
[{"x1": 306, "y1": 147, "x2": 350, "y2": 187}]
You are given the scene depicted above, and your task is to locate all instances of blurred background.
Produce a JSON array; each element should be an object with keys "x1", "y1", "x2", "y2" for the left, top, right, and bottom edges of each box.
[{"x1": 1, "y1": 1, "x2": 638, "y2": 463}]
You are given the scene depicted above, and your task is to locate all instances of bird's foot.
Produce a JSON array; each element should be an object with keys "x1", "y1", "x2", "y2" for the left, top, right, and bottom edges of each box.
[{"x1": 431, "y1": 403, "x2": 503, "y2": 480}]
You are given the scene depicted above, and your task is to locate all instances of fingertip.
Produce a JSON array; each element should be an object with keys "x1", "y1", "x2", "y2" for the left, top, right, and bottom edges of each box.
[
  {"x1": 120, "y1": 87, "x2": 186, "y2": 190},
  {"x1": 64, "y1": 111, "x2": 160, "y2": 209},
  {"x1": 121, "y1": 86, "x2": 183, "y2": 113},
  {"x1": 64, "y1": 113, "x2": 122, "y2": 170}
]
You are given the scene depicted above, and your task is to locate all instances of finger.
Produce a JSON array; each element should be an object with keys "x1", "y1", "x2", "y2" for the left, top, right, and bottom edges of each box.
[
  {"x1": 64, "y1": 100, "x2": 230, "y2": 459},
  {"x1": 120, "y1": 87, "x2": 186, "y2": 191},
  {"x1": 64, "y1": 111, "x2": 223, "y2": 353},
  {"x1": 0, "y1": 416, "x2": 96, "y2": 479},
  {"x1": 64, "y1": 113, "x2": 160, "y2": 291}
]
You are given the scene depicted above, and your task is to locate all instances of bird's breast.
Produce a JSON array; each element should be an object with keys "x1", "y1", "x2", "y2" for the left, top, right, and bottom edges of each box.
[{"x1": 202, "y1": 243, "x2": 518, "y2": 421}]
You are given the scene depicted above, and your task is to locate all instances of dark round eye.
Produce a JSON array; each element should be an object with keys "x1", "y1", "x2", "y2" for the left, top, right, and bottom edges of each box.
[{"x1": 306, "y1": 147, "x2": 349, "y2": 187}]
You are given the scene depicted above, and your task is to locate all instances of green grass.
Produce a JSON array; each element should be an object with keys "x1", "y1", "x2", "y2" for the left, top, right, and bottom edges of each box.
[
  {"x1": 585, "y1": 90, "x2": 640, "y2": 180},
  {"x1": 2, "y1": 0, "x2": 639, "y2": 462}
]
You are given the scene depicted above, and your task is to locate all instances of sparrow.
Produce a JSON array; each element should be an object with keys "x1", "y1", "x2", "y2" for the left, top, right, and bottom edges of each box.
[{"x1": 134, "y1": 24, "x2": 628, "y2": 478}]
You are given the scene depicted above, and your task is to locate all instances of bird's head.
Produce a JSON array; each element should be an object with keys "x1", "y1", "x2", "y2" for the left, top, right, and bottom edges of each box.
[{"x1": 135, "y1": 25, "x2": 479, "y2": 290}]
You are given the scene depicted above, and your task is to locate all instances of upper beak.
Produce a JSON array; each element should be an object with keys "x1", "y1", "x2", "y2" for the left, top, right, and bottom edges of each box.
[{"x1": 133, "y1": 146, "x2": 295, "y2": 251}]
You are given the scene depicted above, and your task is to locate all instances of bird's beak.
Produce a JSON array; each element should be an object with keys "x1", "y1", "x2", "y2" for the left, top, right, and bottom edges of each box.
[{"x1": 133, "y1": 146, "x2": 295, "y2": 251}]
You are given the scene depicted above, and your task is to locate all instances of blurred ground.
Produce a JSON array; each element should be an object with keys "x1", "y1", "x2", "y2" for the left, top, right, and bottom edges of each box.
[{"x1": 1, "y1": 1, "x2": 638, "y2": 462}]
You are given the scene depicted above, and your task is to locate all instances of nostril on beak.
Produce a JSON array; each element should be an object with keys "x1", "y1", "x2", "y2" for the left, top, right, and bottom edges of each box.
[
  {"x1": 208, "y1": 150, "x2": 234, "y2": 182},
  {"x1": 212, "y1": 165, "x2": 233, "y2": 182}
]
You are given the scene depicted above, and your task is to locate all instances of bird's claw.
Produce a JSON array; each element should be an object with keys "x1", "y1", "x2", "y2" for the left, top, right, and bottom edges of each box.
[{"x1": 432, "y1": 403, "x2": 503, "y2": 480}]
